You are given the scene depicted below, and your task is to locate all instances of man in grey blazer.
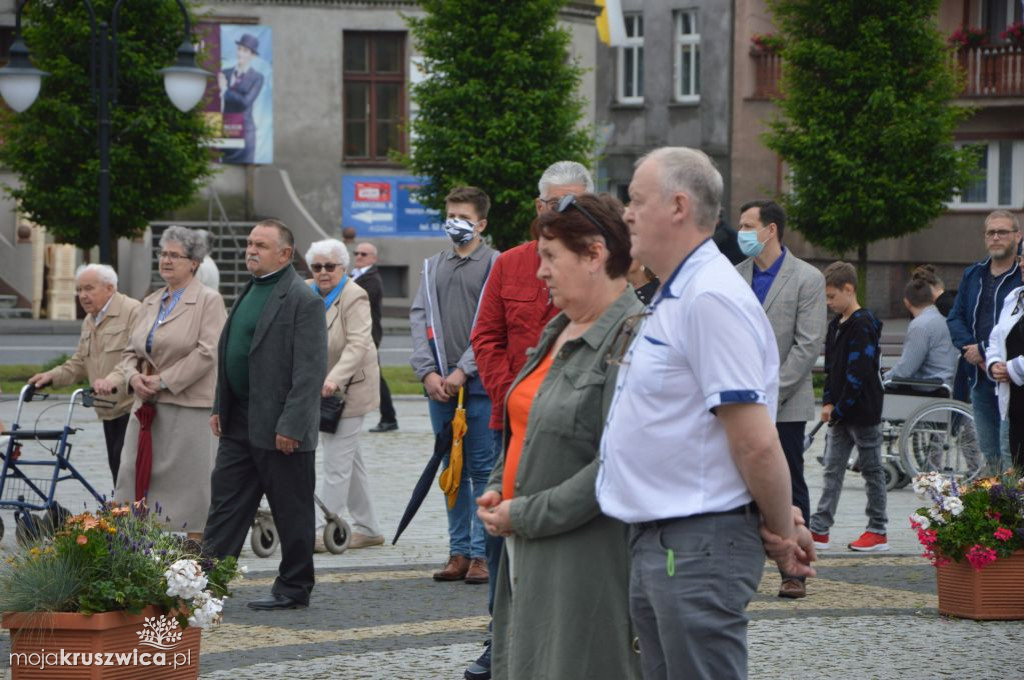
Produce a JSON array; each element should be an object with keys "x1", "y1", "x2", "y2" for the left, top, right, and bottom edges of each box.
[
  {"x1": 204, "y1": 219, "x2": 327, "y2": 610},
  {"x1": 736, "y1": 199, "x2": 826, "y2": 600}
]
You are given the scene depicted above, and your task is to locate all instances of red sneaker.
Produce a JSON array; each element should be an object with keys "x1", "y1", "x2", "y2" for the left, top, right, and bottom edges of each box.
[
  {"x1": 811, "y1": 532, "x2": 830, "y2": 550},
  {"x1": 848, "y1": 531, "x2": 889, "y2": 552}
]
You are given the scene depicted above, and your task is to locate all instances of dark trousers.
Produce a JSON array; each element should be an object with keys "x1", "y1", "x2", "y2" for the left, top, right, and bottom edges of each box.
[
  {"x1": 102, "y1": 413, "x2": 130, "y2": 488},
  {"x1": 776, "y1": 421, "x2": 808, "y2": 580},
  {"x1": 379, "y1": 371, "x2": 396, "y2": 424},
  {"x1": 777, "y1": 421, "x2": 810, "y2": 524},
  {"x1": 1008, "y1": 413, "x2": 1024, "y2": 471},
  {"x1": 203, "y1": 401, "x2": 316, "y2": 604}
]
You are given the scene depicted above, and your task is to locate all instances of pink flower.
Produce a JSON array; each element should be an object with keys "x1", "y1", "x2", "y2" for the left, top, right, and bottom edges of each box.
[
  {"x1": 76, "y1": 535, "x2": 88, "y2": 546},
  {"x1": 916, "y1": 528, "x2": 938, "y2": 546},
  {"x1": 965, "y1": 544, "x2": 998, "y2": 571},
  {"x1": 994, "y1": 527, "x2": 1013, "y2": 542}
]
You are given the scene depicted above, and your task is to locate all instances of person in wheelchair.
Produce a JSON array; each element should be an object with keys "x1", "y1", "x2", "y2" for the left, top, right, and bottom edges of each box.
[{"x1": 885, "y1": 278, "x2": 959, "y2": 389}]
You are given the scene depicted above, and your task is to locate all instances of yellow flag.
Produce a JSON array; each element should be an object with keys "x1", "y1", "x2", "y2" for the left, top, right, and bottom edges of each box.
[{"x1": 596, "y1": 0, "x2": 627, "y2": 47}]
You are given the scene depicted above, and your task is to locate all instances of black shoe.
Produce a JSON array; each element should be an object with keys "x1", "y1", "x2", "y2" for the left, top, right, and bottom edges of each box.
[
  {"x1": 464, "y1": 638, "x2": 492, "y2": 680},
  {"x1": 369, "y1": 421, "x2": 398, "y2": 433},
  {"x1": 246, "y1": 593, "x2": 307, "y2": 610}
]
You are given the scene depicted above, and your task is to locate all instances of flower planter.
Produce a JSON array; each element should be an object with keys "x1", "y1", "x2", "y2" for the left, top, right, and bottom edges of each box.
[
  {"x1": 3, "y1": 605, "x2": 201, "y2": 679},
  {"x1": 936, "y1": 551, "x2": 1024, "y2": 620}
]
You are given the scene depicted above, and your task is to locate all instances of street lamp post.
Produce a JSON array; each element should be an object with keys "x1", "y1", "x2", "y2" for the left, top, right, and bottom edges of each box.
[{"x1": 0, "y1": 0, "x2": 211, "y2": 264}]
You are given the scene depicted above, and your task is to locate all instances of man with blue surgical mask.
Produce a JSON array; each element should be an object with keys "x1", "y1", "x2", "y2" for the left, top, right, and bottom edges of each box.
[
  {"x1": 410, "y1": 186, "x2": 500, "y2": 586},
  {"x1": 736, "y1": 199, "x2": 827, "y2": 600}
]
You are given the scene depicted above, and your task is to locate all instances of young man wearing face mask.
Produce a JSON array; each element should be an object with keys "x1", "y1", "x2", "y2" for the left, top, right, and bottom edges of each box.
[
  {"x1": 410, "y1": 186, "x2": 500, "y2": 584},
  {"x1": 735, "y1": 199, "x2": 827, "y2": 600}
]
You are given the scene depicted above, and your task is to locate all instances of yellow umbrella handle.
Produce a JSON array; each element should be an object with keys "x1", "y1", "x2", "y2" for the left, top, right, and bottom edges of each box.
[{"x1": 458, "y1": 386, "x2": 464, "y2": 409}]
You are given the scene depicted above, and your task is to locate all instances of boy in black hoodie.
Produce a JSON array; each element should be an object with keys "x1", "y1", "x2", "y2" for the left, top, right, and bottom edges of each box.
[{"x1": 810, "y1": 261, "x2": 889, "y2": 552}]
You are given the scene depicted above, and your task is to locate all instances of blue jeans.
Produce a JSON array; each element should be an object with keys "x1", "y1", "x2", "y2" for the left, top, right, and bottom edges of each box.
[
  {"x1": 971, "y1": 379, "x2": 1010, "y2": 469},
  {"x1": 428, "y1": 394, "x2": 496, "y2": 559}
]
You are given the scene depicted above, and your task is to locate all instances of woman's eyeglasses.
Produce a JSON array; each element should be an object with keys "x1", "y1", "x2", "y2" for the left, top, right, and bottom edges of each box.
[
  {"x1": 311, "y1": 263, "x2": 340, "y2": 273},
  {"x1": 606, "y1": 312, "x2": 650, "y2": 366},
  {"x1": 555, "y1": 194, "x2": 611, "y2": 243},
  {"x1": 158, "y1": 251, "x2": 188, "y2": 261}
]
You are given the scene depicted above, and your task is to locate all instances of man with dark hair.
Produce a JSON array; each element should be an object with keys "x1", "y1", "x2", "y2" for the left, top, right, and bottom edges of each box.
[
  {"x1": 887, "y1": 278, "x2": 959, "y2": 386},
  {"x1": 410, "y1": 186, "x2": 499, "y2": 584},
  {"x1": 352, "y1": 243, "x2": 398, "y2": 433},
  {"x1": 736, "y1": 198, "x2": 826, "y2": 599},
  {"x1": 204, "y1": 218, "x2": 327, "y2": 610}
]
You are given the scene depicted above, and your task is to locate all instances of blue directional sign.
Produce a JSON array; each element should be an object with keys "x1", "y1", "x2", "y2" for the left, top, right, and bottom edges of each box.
[{"x1": 342, "y1": 176, "x2": 442, "y2": 237}]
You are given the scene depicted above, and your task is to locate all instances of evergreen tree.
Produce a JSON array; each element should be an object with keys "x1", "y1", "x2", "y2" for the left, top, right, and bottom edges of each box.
[
  {"x1": 405, "y1": 0, "x2": 596, "y2": 250},
  {"x1": 0, "y1": 0, "x2": 212, "y2": 253},
  {"x1": 764, "y1": 0, "x2": 976, "y2": 280}
]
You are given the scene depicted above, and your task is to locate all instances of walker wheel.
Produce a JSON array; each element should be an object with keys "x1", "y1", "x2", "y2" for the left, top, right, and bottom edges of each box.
[
  {"x1": 250, "y1": 519, "x2": 279, "y2": 558},
  {"x1": 324, "y1": 518, "x2": 351, "y2": 554},
  {"x1": 15, "y1": 513, "x2": 44, "y2": 547}
]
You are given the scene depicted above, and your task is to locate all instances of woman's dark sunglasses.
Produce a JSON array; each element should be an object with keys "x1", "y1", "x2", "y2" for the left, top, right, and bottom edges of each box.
[
  {"x1": 311, "y1": 263, "x2": 340, "y2": 273},
  {"x1": 555, "y1": 194, "x2": 611, "y2": 243}
]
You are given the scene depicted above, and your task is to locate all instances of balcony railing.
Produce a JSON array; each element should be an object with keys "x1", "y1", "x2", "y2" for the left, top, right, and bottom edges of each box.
[
  {"x1": 750, "y1": 44, "x2": 1024, "y2": 99},
  {"x1": 956, "y1": 44, "x2": 1024, "y2": 97}
]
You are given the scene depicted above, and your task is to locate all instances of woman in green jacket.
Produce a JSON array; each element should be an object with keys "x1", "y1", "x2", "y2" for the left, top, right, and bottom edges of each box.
[{"x1": 478, "y1": 193, "x2": 643, "y2": 680}]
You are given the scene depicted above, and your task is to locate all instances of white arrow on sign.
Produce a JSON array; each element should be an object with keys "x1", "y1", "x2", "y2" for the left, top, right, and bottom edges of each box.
[{"x1": 352, "y1": 210, "x2": 395, "y2": 224}]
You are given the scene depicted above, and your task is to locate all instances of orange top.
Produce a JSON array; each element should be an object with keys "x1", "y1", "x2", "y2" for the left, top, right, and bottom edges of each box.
[{"x1": 502, "y1": 349, "x2": 555, "y2": 500}]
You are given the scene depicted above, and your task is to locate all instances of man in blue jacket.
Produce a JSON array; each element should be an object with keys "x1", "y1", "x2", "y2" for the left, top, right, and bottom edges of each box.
[{"x1": 947, "y1": 210, "x2": 1021, "y2": 472}]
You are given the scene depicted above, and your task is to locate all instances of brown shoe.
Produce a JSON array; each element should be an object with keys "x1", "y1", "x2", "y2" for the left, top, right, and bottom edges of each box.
[
  {"x1": 433, "y1": 555, "x2": 470, "y2": 581},
  {"x1": 778, "y1": 578, "x2": 807, "y2": 599},
  {"x1": 464, "y1": 558, "x2": 489, "y2": 584}
]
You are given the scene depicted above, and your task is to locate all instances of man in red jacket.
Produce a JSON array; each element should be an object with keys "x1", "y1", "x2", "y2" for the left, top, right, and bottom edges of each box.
[{"x1": 463, "y1": 160, "x2": 593, "y2": 680}]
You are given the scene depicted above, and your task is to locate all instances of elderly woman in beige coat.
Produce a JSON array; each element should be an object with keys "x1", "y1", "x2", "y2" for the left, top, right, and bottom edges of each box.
[
  {"x1": 114, "y1": 226, "x2": 227, "y2": 540},
  {"x1": 306, "y1": 239, "x2": 383, "y2": 550}
]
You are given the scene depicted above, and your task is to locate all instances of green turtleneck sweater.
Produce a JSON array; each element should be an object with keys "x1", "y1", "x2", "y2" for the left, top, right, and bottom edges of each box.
[{"x1": 225, "y1": 266, "x2": 289, "y2": 400}]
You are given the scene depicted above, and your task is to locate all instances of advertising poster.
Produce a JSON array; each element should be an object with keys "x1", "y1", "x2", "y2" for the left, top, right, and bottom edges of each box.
[
  {"x1": 342, "y1": 176, "x2": 441, "y2": 237},
  {"x1": 199, "y1": 24, "x2": 274, "y2": 164}
]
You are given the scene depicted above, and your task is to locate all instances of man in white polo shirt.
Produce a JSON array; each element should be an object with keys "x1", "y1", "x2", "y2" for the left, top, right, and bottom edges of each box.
[{"x1": 597, "y1": 147, "x2": 815, "y2": 680}]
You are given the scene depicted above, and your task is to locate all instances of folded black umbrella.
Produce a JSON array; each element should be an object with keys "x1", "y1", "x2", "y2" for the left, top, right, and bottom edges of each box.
[{"x1": 392, "y1": 420, "x2": 452, "y2": 545}]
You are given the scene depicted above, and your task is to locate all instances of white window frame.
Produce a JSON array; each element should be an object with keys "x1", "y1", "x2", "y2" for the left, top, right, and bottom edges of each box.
[
  {"x1": 616, "y1": 13, "x2": 644, "y2": 104},
  {"x1": 673, "y1": 10, "x2": 700, "y2": 103},
  {"x1": 948, "y1": 140, "x2": 1024, "y2": 209}
]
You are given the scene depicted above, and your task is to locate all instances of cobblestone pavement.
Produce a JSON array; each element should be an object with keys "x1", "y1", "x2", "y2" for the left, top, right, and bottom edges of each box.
[{"x1": 0, "y1": 394, "x2": 1021, "y2": 679}]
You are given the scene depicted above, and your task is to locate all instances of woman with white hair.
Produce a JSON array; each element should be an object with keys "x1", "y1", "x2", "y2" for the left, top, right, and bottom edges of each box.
[
  {"x1": 114, "y1": 225, "x2": 226, "y2": 540},
  {"x1": 305, "y1": 238, "x2": 383, "y2": 550}
]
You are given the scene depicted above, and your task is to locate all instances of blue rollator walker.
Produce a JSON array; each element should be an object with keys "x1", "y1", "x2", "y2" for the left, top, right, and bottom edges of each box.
[{"x1": 0, "y1": 383, "x2": 110, "y2": 545}]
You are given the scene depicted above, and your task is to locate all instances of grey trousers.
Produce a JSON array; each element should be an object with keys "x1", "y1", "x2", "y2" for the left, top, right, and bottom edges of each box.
[
  {"x1": 629, "y1": 509, "x2": 764, "y2": 680},
  {"x1": 809, "y1": 422, "x2": 888, "y2": 535}
]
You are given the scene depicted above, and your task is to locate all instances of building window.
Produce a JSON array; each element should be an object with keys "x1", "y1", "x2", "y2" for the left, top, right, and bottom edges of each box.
[
  {"x1": 343, "y1": 32, "x2": 405, "y2": 161},
  {"x1": 616, "y1": 13, "x2": 643, "y2": 104},
  {"x1": 981, "y1": 0, "x2": 1023, "y2": 42},
  {"x1": 950, "y1": 140, "x2": 1022, "y2": 208},
  {"x1": 674, "y1": 10, "x2": 700, "y2": 103}
]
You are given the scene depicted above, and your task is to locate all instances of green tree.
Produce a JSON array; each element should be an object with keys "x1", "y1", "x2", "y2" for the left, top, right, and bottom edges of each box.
[
  {"x1": 763, "y1": 0, "x2": 976, "y2": 282},
  {"x1": 0, "y1": 0, "x2": 211, "y2": 254},
  {"x1": 405, "y1": 0, "x2": 596, "y2": 250}
]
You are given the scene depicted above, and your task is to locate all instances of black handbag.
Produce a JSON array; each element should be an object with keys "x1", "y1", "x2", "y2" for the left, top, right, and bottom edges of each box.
[{"x1": 319, "y1": 377, "x2": 354, "y2": 434}]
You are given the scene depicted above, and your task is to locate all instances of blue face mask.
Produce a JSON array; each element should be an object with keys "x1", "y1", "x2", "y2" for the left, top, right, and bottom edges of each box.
[
  {"x1": 443, "y1": 218, "x2": 477, "y2": 245},
  {"x1": 738, "y1": 229, "x2": 767, "y2": 258}
]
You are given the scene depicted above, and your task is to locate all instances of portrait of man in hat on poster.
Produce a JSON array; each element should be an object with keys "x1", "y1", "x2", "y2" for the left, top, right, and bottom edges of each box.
[{"x1": 218, "y1": 27, "x2": 272, "y2": 164}]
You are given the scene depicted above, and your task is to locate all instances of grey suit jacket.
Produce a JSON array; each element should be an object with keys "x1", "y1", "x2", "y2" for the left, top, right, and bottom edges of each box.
[
  {"x1": 214, "y1": 266, "x2": 328, "y2": 451},
  {"x1": 737, "y1": 251, "x2": 827, "y2": 422}
]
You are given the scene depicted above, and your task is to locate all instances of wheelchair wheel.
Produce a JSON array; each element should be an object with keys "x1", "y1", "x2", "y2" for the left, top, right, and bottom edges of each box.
[
  {"x1": 324, "y1": 518, "x2": 351, "y2": 554},
  {"x1": 882, "y1": 462, "x2": 900, "y2": 491},
  {"x1": 0, "y1": 516, "x2": 5, "y2": 542},
  {"x1": 898, "y1": 399, "x2": 982, "y2": 482},
  {"x1": 250, "y1": 519, "x2": 279, "y2": 558}
]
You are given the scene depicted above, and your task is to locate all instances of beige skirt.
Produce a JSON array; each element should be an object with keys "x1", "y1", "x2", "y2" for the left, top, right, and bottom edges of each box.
[{"x1": 114, "y1": 400, "x2": 216, "y2": 533}]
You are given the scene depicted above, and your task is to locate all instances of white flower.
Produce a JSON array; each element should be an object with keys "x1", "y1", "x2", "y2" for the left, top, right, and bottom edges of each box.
[
  {"x1": 910, "y1": 513, "x2": 930, "y2": 529},
  {"x1": 928, "y1": 506, "x2": 946, "y2": 524},
  {"x1": 164, "y1": 559, "x2": 208, "y2": 600},
  {"x1": 187, "y1": 591, "x2": 225, "y2": 629},
  {"x1": 945, "y1": 496, "x2": 964, "y2": 516},
  {"x1": 239, "y1": 565, "x2": 248, "y2": 575}
]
